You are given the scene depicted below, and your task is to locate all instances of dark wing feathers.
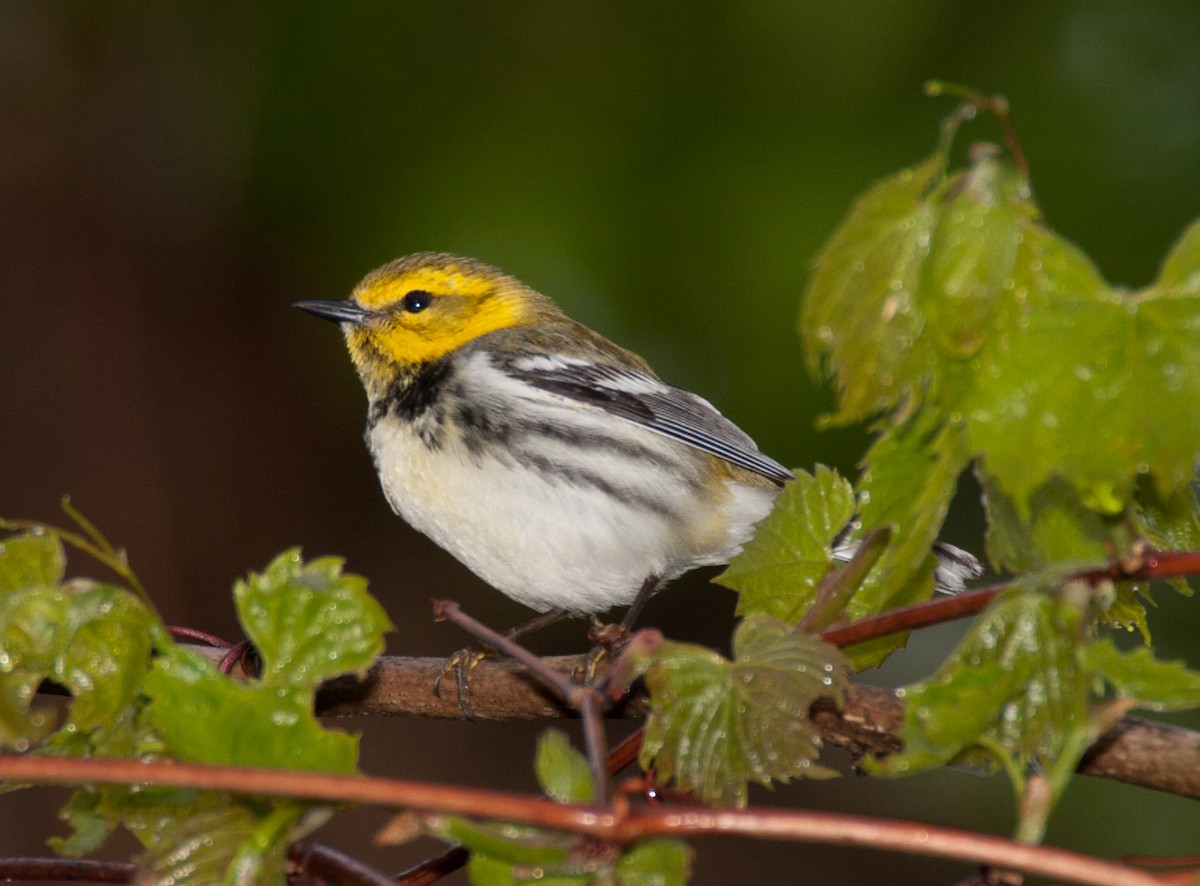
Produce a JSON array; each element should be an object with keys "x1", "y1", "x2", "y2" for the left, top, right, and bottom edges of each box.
[{"x1": 510, "y1": 359, "x2": 794, "y2": 486}]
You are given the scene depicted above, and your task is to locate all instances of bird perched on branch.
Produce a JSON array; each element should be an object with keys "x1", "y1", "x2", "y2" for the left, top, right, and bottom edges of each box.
[{"x1": 296, "y1": 253, "x2": 980, "y2": 662}]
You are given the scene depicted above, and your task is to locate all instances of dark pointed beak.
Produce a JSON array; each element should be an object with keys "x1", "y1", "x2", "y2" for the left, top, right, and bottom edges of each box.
[{"x1": 294, "y1": 300, "x2": 374, "y2": 324}]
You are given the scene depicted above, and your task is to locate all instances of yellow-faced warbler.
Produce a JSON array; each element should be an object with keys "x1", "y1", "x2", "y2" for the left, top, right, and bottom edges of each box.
[{"x1": 297, "y1": 253, "x2": 980, "y2": 634}]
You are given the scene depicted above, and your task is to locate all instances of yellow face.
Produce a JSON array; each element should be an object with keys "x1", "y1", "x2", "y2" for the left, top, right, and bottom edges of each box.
[{"x1": 345, "y1": 254, "x2": 538, "y2": 375}]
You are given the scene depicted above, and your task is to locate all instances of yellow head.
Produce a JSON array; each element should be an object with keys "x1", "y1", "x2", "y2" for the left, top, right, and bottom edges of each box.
[{"x1": 296, "y1": 252, "x2": 562, "y2": 395}]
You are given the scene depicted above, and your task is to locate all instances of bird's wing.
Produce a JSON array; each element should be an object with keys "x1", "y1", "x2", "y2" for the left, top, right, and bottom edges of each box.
[{"x1": 506, "y1": 354, "x2": 794, "y2": 485}]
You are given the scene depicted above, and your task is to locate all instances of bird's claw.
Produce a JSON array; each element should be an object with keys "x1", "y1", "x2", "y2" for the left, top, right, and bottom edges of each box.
[
  {"x1": 572, "y1": 619, "x2": 633, "y2": 684},
  {"x1": 434, "y1": 645, "x2": 494, "y2": 718}
]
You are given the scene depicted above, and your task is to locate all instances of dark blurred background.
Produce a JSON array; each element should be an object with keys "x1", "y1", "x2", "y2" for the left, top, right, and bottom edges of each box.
[{"x1": 2, "y1": 2, "x2": 1199, "y2": 883}]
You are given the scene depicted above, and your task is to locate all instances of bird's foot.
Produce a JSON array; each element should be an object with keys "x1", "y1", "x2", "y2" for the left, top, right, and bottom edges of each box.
[
  {"x1": 572, "y1": 619, "x2": 634, "y2": 684},
  {"x1": 433, "y1": 644, "x2": 495, "y2": 718}
]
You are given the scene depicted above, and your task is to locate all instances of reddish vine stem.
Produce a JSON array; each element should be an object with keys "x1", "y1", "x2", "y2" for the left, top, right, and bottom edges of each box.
[
  {"x1": 0, "y1": 858, "x2": 134, "y2": 883},
  {"x1": 0, "y1": 841, "x2": 398, "y2": 886},
  {"x1": 0, "y1": 755, "x2": 1166, "y2": 886}
]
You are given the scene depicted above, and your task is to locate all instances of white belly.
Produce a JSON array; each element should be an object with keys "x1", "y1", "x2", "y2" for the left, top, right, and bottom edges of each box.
[{"x1": 367, "y1": 416, "x2": 777, "y2": 614}]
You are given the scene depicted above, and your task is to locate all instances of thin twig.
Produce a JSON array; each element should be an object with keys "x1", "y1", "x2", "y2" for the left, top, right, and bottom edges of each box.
[
  {"x1": 0, "y1": 857, "x2": 134, "y2": 883},
  {"x1": 289, "y1": 840, "x2": 398, "y2": 886},
  {"x1": 393, "y1": 845, "x2": 470, "y2": 886}
]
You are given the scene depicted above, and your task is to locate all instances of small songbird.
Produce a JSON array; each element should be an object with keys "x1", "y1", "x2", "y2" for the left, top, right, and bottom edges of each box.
[{"x1": 296, "y1": 253, "x2": 979, "y2": 637}]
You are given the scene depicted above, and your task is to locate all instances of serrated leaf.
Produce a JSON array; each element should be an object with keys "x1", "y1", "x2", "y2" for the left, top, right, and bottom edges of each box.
[
  {"x1": 143, "y1": 645, "x2": 359, "y2": 773},
  {"x1": 801, "y1": 155, "x2": 943, "y2": 424},
  {"x1": 0, "y1": 581, "x2": 155, "y2": 748},
  {"x1": 615, "y1": 839, "x2": 693, "y2": 886},
  {"x1": 1156, "y1": 218, "x2": 1200, "y2": 292},
  {"x1": 720, "y1": 465, "x2": 856, "y2": 624},
  {"x1": 139, "y1": 802, "x2": 302, "y2": 886},
  {"x1": 857, "y1": 420, "x2": 971, "y2": 608},
  {"x1": 1132, "y1": 477, "x2": 1200, "y2": 560},
  {"x1": 234, "y1": 549, "x2": 392, "y2": 687},
  {"x1": 55, "y1": 584, "x2": 155, "y2": 732},
  {"x1": 967, "y1": 287, "x2": 1200, "y2": 516},
  {"x1": 535, "y1": 730, "x2": 595, "y2": 805},
  {"x1": 917, "y1": 151, "x2": 1036, "y2": 360},
  {"x1": 875, "y1": 586, "x2": 1089, "y2": 776},
  {"x1": 0, "y1": 531, "x2": 65, "y2": 592},
  {"x1": 637, "y1": 615, "x2": 847, "y2": 807},
  {"x1": 1082, "y1": 639, "x2": 1200, "y2": 711},
  {"x1": 0, "y1": 586, "x2": 69, "y2": 748}
]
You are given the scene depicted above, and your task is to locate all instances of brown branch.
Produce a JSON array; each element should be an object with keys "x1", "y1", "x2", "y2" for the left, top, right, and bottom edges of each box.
[
  {"x1": 0, "y1": 755, "x2": 1168, "y2": 886},
  {"x1": 183, "y1": 644, "x2": 1200, "y2": 800}
]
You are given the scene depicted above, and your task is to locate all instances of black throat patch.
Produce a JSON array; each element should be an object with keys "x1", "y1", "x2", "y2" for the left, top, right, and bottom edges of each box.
[{"x1": 368, "y1": 358, "x2": 453, "y2": 446}]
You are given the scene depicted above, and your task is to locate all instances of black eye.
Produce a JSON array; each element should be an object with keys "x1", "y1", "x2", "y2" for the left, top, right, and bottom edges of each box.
[{"x1": 401, "y1": 289, "x2": 433, "y2": 313}]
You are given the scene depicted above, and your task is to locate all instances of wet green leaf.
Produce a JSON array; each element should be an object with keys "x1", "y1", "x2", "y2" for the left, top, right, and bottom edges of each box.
[
  {"x1": 875, "y1": 586, "x2": 1090, "y2": 776},
  {"x1": 721, "y1": 466, "x2": 856, "y2": 624},
  {"x1": 535, "y1": 730, "x2": 595, "y2": 805},
  {"x1": 1082, "y1": 639, "x2": 1200, "y2": 711},
  {"x1": 966, "y1": 288, "x2": 1200, "y2": 516},
  {"x1": 234, "y1": 549, "x2": 392, "y2": 687},
  {"x1": 139, "y1": 802, "x2": 302, "y2": 886},
  {"x1": 615, "y1": 839, "x2": 693, "y2": 886},
  {"x1": 143, "y1": 645, "x2": 359, "y2": 773},
  {"x1": 1155, "y1": 218, "x2": 1200, "y2": 292},
  {"x1": 801, "y1": 154, "x2": 943, "y2": 424},
  {"x1": 637, "y1": 615, "x2": 847, "y2": 807},
  {"x1": 0, "y1": 531, "x2": 65, "y2": 592}
]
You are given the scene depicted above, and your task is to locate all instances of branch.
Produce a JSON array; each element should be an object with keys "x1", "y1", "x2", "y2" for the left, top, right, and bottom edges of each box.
[
  {"x1": 0, "y1": 755, "x2": 1168, "y2": 886},
  {"x1": 182, "y1": 645, "x2": 1200, "y2": 801}
]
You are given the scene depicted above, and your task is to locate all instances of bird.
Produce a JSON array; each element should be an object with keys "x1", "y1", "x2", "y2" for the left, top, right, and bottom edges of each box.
[{"x1": 295, "y1": 252, "x2": 980, "y2": 661}]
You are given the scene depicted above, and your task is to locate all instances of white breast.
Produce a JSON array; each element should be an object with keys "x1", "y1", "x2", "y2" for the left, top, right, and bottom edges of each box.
[{"x1": 366, "y1": 355, "x2": 778, "y2": 613}]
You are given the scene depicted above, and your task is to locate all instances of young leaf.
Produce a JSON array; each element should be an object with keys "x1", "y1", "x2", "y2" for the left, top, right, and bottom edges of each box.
[
  {"x1": 966, "y1": 287, "x2": 1200, "y2": 516},
  {"x1": 875, "y1": 585, "x2": 1090, "y2": 777},
  {"x1": 535, "y1": 729, "x2": 595, "y2": 805},
  {"x1": 138, "y1": 801, "x2": 302, "y2": 886},
  {"x1": 720, "y1": 465, "x2": 856, "y2": 624},
  {"x1": 0, "y1": 531, "x2": 65, "y2": 591},
  {"x1": 55, "y1": 583, "x2": 155, "y2": 733},
  {"x1": 637, "y1": 615, "x2": 848, "y2": 807},
  {"x1": 615, "y1": 839, "x2": 693, "y2": 886},
  {"x1": 801, "y1": 154, "x2": 943, "y2": 424},
  {"x1": 1082, "y1": 639, "x2": 1200, "y2": 711},
  {"x1": 233, "y1": 549, "x2": 392, "y2": 686},
  {"x1": 1156, "y1": 217, "x2": 1200, "y2": 292},
  {"x1": 0, "y1": 586, "x2": 69, "y2": 748},
  {"x1": 143, "y1": 645, "x2": 360, "y2": 773}
]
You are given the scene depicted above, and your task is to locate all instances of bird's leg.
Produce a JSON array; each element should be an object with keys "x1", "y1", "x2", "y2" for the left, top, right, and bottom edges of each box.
[
  {"x1": 434, "y1": 608, "x2": 569, "y2": 717},
  {"x1": 577, "y1": 574, "x2": 661, "y2": 683}
]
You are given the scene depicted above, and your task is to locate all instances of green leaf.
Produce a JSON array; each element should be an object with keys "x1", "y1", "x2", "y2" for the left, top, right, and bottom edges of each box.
[
  {"x1": 55, "y1": 584, "x2": 155, "y2": 733},
  {"x1": 0, "y1": 531, "x2": 65, "y2": 592},
  {"x1": 0, "y1": 579, "x2": 154, "y2": 750},
  {"x1": 437, "y1": 816, "x2": 578, "y2": 875},
  {"x1": 720, "y1": 466, "x2": 856, "y2": 624},
  {"x1": 875, "y1": 585, "x2": 1091, "y2": 777},
  {"x1": 1155, "y1": 218, "x2": 1200, "y2": 292},
  {"x1": 234, "y1": 549, "x2": 392, "y2": 687},
  {"x1": 1082, "y1": 639, "x2": 1200, "y2": 711},
  {"x1": 615, "y1": 839, "x2": 693, "y2": 886},
  {"x1": 801, "y1": 155, "x2": 943, "y2": 424},
  {"x1": 0, "y1": 586, "x2": 68, "y2": 749},
  {"x1": 143, "y1": 645, "x2": 359, "y2": 773},
  {"x1": 916, "y1": 152, "x2": 1033, "y2": 359},
  {"x1": 139, "y1": 801, "x2": 303, "y2": 886},
  {"x1": 535, "y1": 730, "x2": 595, "y2": 805},
  {"x1": 1132, "y1": 477, "x2": 1200, "y2": 558},
  {"x1": 637, "y1": 615, "x2": 847, "y2": 807},
  {"x1": 966, "y1": 287, "x2": 1200, "y2": 516}
]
